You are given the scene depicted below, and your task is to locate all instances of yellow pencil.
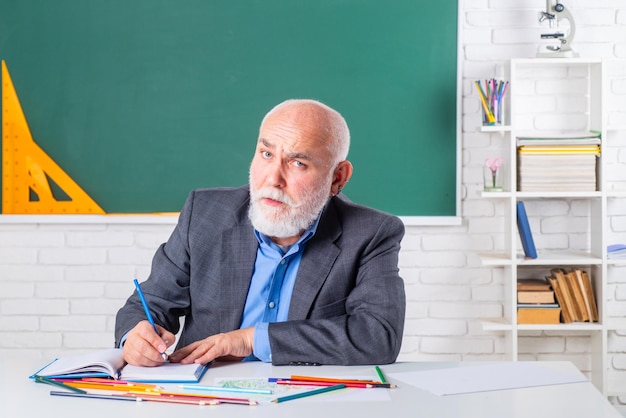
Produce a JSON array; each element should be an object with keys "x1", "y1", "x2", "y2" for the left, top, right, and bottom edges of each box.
[{"x1": 474, "y1": 82, "x2": 495, "y2": 123}]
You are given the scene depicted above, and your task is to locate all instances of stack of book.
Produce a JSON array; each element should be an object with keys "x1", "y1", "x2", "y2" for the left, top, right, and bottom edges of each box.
[
  {"x1": 516, "y1": 131, "x2": 601, "y2": 192},
  {"x1": 546, "y1": 268, "x2": 599, "y2": 324},
  {"x1": 517, "y1": 278, "x2": 560, "y2": 324}
]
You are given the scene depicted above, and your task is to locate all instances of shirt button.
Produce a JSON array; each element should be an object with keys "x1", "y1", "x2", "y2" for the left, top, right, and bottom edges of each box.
[
  {"x1": 280, "y1": 259, "x2": 286, "y2": 265},
  {"x1": 269, "y1": 301, "x2": 275, "y2": 308}
]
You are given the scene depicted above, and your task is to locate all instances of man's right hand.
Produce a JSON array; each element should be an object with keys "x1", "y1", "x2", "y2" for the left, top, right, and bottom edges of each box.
[{"x1": 122, "y1": 320, "x2": 175, "y2": 366}]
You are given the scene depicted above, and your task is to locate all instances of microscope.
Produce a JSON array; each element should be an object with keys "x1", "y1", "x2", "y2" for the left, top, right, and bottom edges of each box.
[{"x1": 537, "y1": 0, "x2": 579, "y2": 57}]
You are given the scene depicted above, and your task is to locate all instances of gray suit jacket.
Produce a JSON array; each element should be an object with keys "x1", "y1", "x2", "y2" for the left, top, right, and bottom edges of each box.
[{"x1": 115, "y1": 185, "x2": 405, "y2": 365}]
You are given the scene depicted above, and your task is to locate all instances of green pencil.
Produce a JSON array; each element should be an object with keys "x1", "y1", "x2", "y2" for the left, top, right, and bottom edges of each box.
[
  {"x1": 35, "y1": 375, "x2": 88, "y2": 394},
  {"x1": 271, "y1": 383, "x2": 345, "y2": 403},
  {"x1": 374, "y1": 365, "x2": 387, "y2": 384}
]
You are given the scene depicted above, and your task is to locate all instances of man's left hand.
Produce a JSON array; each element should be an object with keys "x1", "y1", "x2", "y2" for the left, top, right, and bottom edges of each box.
[{"x1": 167, "y1": 327, "x2": 255, "y2": 364}]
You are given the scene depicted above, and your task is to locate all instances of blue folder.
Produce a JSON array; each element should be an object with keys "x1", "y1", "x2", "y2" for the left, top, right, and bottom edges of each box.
[{"x1": 516, "y1": 201, "x2": 537, "y2": 259}]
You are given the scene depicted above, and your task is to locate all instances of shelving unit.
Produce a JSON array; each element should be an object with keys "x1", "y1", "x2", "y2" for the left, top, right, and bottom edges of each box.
[{"x1": 479, "y1": 58, "x2": 616, "y2": 394}]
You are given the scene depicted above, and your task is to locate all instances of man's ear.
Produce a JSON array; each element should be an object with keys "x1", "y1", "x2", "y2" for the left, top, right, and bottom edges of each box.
[{"x1": 331, "y1": 160, "x2": 353, "y2": 196}]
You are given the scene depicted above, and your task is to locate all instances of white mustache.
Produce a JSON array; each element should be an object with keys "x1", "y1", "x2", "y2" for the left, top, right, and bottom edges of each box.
[{"x1": 254, "y1": 187, "x2": 303, "y2": 208}]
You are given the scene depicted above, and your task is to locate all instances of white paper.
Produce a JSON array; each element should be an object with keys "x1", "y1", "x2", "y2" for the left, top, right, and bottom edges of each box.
[{"x1": 388, "y1": 362, "x2": 587, "y2": 396}]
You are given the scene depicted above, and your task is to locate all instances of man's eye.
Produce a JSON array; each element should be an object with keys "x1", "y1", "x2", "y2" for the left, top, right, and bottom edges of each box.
[
  {"x1": 262, "y1": 151, "x2": 272, "y2": 159},
  {"x1": 293, "y1": 160, "x2": 306, "y2": 168}
]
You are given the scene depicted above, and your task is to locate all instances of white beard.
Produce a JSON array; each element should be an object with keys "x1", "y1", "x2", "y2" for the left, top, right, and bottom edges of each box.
[{"x1": 248, "y1": 182, "x2": 330, "y2": 238}]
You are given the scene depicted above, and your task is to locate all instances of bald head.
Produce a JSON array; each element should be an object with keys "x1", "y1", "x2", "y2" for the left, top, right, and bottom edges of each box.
[{"x1": 260, "y1": 99, "x2": 350, "y2": 167}]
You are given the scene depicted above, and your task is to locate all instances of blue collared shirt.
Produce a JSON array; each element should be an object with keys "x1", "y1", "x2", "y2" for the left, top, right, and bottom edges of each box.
[{"x1": 241, "y1": 216, "x2": 321, "y2": 362}]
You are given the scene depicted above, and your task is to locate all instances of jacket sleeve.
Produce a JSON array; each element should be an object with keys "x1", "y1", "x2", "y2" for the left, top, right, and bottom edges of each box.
[{"x1": 114, "y1": 191, "x2": 196, "y2": 346}]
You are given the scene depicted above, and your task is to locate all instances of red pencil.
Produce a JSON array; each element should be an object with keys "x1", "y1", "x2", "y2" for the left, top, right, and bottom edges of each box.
[
  {"x1": 289, "y1": 375, "x2": 383, "y2": 385},
  {"x1": 277, "y1": 379, "x2": 394, "y2": 388},
  {"x1": 153, "y1": 390, "x2": 258, "y2": 405}
]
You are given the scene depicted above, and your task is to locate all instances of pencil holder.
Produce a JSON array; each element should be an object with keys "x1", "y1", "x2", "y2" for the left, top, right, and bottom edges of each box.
[
  {"x1": 475, "y1": 79, "x2": 508, "y2": 126},
  {"x1": 480, "y1": 104, "x2": 501, "y2": 127},
  {"x1": 484, "y1": 157, "x2": 503, "y2": 192}
]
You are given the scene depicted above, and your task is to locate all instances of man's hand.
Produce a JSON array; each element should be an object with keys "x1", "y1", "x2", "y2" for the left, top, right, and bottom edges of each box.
[
  {"x1": 168, "y1": 328, "x2": 254, "y2": 365},
  {"x1": 122, "y1": 320, "x2": 175, "y2": 366}
]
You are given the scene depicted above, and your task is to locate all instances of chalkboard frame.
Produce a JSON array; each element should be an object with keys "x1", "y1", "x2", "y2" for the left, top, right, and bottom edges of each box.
[{"x1": 0, "y1": 1, "x2": 462, "y2": 225}]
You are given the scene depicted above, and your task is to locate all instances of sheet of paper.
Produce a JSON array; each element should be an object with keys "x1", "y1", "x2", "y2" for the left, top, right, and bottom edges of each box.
[{"x1": 388, "y1": 362, "x2": 587, "y2": 396}]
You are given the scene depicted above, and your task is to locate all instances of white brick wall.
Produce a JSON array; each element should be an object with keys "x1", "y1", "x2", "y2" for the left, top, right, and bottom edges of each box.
[
  {"x1": 0, "y1": 223, "x2": 174, "y2": 359},
  {"x1": 1, "y1": 0, "x2": 626, "y2": 405}
]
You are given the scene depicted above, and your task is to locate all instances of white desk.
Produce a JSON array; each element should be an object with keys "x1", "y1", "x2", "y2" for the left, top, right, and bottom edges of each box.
[{"x1": 2, "y1": 356, "x2": 621, "y2": 418}]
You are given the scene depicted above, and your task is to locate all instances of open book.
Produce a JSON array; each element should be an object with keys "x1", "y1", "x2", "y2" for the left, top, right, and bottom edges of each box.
[{"x1": 31, "y1": 348, "x2": 208, "y2": 383}]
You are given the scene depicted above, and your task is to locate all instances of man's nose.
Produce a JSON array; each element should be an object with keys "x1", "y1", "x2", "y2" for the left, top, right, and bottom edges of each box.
[{"x1": 266, "y1": 161, "x2": 286, "y2": 188}]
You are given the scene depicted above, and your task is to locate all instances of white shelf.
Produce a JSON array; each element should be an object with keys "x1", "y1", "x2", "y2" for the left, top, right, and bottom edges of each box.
[
  {"x1": 481, "y1": 319, "x2": 603, "y2": 332},
  {"x1": 480, "y1": 125, "x2": 511, "y2": 133},
  {"x1": 479, "y1": 58, "x2": 615, "y2": 397},
  {"x1": 517, "y1": 191, "x2": 603, "y2": 199},
  {"x1": 517, "y1": 323, "x2": 603, "y2": 332},
  {"x1": 479, "y1": 253, "x2": 513, "y2": 266},
  {"x1": 516, "y1": 251, "x2": 602, "y2": 266},
  {"x1": 480, "y1": 251, "x2": 602, "y2": 267},
  {"x1": 512, "y1": 57, "x2": 602, "y2": 66}
]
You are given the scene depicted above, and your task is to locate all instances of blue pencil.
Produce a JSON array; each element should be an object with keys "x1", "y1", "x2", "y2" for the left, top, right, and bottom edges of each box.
[
  {"x1": 134, "y1": 278, "x2": 158, "y2": 333},
  {"x1": 133, "y1": 278, "x2": 167, "y2": 360}
]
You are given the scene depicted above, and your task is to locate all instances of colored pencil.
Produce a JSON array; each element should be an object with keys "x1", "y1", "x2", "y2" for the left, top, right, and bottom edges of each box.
[
  {"x1": 53, "y1": 380, "x2": 160, "y2": 393},
  {"x1": 50, "y1": 389, "x2": 257, "y2": 406},
  {"x1": 133, "y1": 278, "x2": 168, "y2": 360},
  {"x1": 133, "y1": 278, "x2": 158, "y2": 333},
  {"x1": 35, "y1": 375, "x2": 87, "y2": 394},
  {"x1": 474, "y1": 81, "x2": 495, "y2": 123},
  {"x1": 49, "y1": 390, "x2": 219, "y2": 406},
  {"x1": 146, "y1": 391, "x2": 258, "y2": 406},
  {"x1": 289, "y1": 375, "x2": 381, "y2": 385},
  {"x1": 276, "y1": 379, "x2": 393, "y2": 389},
  {"x1": 271, "y1": 384, "x2": 345, "y2": 403},
  {"x1": 268, "y1": 377, "x2": 290, "y2": 382},
  {"x1": 80, "y1": 377, "x2": 161, "y2": 389},
  {"x1": 181, "y1": 384, "x2": 272, "y2": 395},
  {"x1": 375, "y1": 365, "x2": 387, "y2": 383},
  {"x1": 72, "y1": 378, "x2": 162, "y2": 391}
]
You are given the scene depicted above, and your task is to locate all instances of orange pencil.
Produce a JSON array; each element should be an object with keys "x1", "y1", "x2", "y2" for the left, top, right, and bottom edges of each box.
[
  {"x1": 54, "y1": 380, "x2": 161, "y2": 393},
  {"x1": 81, "y1": 377, "x2": 161, "y2": 388}
]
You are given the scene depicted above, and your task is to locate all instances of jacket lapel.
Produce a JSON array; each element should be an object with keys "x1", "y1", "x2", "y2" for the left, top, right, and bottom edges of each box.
[
  {"x1": 218, "y1": 220, "x2": 258, "y2": 331},
  {"x1": 288, "y1": 200, "x2": 342, "y2": 320}
]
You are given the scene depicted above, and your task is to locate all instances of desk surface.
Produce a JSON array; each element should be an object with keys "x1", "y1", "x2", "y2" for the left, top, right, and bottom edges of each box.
[{"x1": 2, "y1": 356, "x2": 621, "y2": 418}]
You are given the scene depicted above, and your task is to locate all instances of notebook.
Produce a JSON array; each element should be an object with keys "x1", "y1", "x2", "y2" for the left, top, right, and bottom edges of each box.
[{"x1": 31, "y1": 348, "x2": 208, "y2": 383}]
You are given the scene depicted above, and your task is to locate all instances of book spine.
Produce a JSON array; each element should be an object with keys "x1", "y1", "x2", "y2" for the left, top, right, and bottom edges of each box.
[{"x1": 516, "y1": 201, "x2": 537, "y2": 259}]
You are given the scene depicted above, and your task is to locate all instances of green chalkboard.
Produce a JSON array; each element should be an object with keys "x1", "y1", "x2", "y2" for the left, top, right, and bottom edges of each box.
[{"x1": 0, "y1": 1, "x2": 458, "y2": 217}]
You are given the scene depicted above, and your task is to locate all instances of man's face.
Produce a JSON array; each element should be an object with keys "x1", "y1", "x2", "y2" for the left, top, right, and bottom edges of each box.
[{"x1": 248, "y1": 110, "x2": 335, "y2": 242}]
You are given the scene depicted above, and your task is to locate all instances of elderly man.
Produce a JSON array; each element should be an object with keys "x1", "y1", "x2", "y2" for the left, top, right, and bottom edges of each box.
[{"x1": 115, "y1": 99, "x2": 405, "y2": 367}]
